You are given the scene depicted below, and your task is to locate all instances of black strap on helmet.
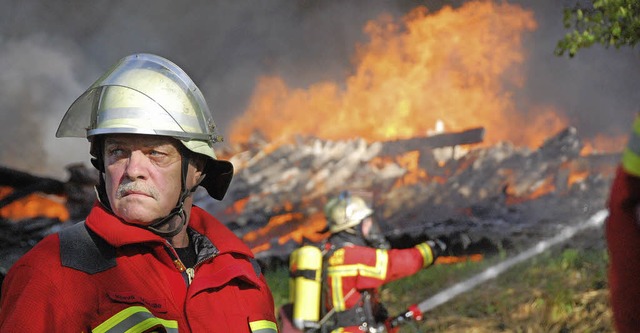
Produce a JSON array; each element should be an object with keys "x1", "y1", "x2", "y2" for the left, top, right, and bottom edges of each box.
[
  {"x1": 146, "y1": 145, "x2": 202, "y2": 238},
  {"x1": 91, "y1": 138, "x2": 115, "y2": 215}
]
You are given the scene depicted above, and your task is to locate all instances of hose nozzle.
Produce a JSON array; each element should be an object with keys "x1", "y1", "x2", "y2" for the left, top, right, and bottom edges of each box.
[{"x1": 387, "y1": 304, "x2": 423, "y2": 328}]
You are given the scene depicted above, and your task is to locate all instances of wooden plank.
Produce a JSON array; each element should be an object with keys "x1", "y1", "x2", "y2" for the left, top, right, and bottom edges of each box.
[
  {"x1": 379, "y1": 127, "x2": 485, "y2": 156},
  {"x1": 0, "y1": 166, "x2": 65, "y2": 207}
]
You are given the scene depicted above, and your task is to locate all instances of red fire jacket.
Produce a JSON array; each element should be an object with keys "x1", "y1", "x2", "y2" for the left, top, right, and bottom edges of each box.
[
  {"x1": 607, "y1": 166, "x2": 640, "y2": 333},
  {"x1": 0, "y1": 203, "x2": 278, "y2": 333},
  {"x1": 324, "y1": 242, "x2": 435, "y2": 333}
]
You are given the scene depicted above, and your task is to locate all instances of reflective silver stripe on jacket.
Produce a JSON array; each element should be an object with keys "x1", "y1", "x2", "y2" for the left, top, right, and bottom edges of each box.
[
  {"x1": 92, "y1": 306, "x2": 178, "y2": 333},
  {"x1": 249, "y1": 319, "x2": 278, "y2": 333}
]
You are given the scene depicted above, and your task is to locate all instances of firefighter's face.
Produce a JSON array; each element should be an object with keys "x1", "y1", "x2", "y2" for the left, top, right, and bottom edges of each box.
[
  {"x1": 361, "y1": 216, "x2": 390, "y2": 249},
  {"x1": 361, "y1": 217, "x2": 374, "y2": 236},
  {"x1": 102, "y1": 134, "x2": 201, "y2": 225}
]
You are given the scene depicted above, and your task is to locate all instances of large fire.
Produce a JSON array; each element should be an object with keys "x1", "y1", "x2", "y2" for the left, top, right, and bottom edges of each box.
[
  {"x1": 234, "y1": 1, "x2": 624, "y2": 257},
  {"x1": 229, "y1": 1, "x2": 581, "y2": 149}
]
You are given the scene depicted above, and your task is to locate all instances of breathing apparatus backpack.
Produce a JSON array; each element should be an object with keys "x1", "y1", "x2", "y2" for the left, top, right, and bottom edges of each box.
[{"x1": 288, "y1": 244, "x2": 324, "y2": 331}]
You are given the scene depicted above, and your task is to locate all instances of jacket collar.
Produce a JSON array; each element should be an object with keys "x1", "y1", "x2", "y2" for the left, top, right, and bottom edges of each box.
[{"x1": 85, "y1": 203, "x2": 255, "y2": 259}]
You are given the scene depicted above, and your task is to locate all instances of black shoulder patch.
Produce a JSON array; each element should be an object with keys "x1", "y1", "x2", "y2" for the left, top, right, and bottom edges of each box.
[{"x1": 59, "y1": 222, "x2": 117, "y2": 274}]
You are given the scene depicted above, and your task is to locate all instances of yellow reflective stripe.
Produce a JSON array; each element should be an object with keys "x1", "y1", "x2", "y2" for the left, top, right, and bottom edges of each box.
[
  {"x1": 327, "y1": 249, "x2": 389, "y2": 310},
  {"x1": 633, "y1": 115, "x2": 640, "y2": 135},
  {"x1": 623, "y1": 116, "x2": 640, "y2": 176},
  {"x1": 328, "y1": 264, "x2": 359, "y2": 277},
  {"x1": 127, "y1": 317, "x2": 178, "y2": 333},
  {"x1": 370, "y1": 249, "x2": 388, "y2": 278},
  {"x1": 622, "y1": 147, "x2": 640, "y2": 177},
  {"x1": 331, "y1": 328, "x2": 346, "y2": 333},
  {"x1": 92, "y1": 306, "x2": 178, "y2": 333},
  {"x1": 331, "y1": 274, "x2": 345, "y2": 311},
  {"x1": 328, "y1": 248, "x2": 345, "y2": 266},
  {"x1": 415, "y1": 242, "x2": 434, "y2": 267},
  {"x1": 249, "y1": 319, "x2": 278, "y2": 333},
  {"x1": 326, "y1": 250, "x2": 388, "y2": 279}
]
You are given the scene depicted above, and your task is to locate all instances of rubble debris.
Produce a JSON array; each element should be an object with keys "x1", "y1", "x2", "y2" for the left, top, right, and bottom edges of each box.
[
  {"x1": 203, "y1": 127, "x2": 617, "y2": 267},
  {"x1": 0, "y1": 127, "x2": 619, "y2": 272},
  {"x1": 0, "y1": 166, "x2": 65, "y2": 207}
]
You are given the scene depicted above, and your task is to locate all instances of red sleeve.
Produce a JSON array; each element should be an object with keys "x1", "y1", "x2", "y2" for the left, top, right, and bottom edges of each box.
[
  {"x1": 385, "y1": 247, "x2": 426, "y2": 282},
  {"x1": 0, "y1": 238, "x2": 86, "y2": 332},
  {"x1": 238, "y1": 270, "x2": 278, "y2": 332},
  {"x1": 345, "y1": 246, "x2": 425, "y2": 290}
]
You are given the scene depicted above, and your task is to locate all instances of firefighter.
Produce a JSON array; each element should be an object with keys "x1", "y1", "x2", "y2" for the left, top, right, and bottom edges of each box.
[
  {"x1": 606, "y1": 114, "x2": 640, "y2": 333},
  {"x1": 0, "y1": 53, "x2": 278, "y2": 332},
  {"x1": 321, "y1": 191, "x2": 446, "y2": 333}
]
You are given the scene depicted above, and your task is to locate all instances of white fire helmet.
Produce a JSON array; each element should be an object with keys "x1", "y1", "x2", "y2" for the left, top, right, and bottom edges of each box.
[
  {"x1": 56, "y1": 53, "x2": 233, "y2": 200},
  {"x1": 324, "y1": 193, "x2": 374, "y2": 233}
]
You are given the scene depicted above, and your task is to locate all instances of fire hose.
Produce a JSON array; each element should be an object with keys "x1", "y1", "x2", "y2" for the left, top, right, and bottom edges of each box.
[{"x1": 387, "y1": 209, "x2": 609, "y2": 328}]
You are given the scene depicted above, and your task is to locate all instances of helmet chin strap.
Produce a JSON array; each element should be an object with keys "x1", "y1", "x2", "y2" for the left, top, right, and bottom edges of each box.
[{"x1": 146, "y1": 151, "x2": 204, "y2": 238}]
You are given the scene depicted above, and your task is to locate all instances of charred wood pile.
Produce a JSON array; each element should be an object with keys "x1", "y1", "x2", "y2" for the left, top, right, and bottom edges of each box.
[
  {"x1": 198, "y1": 126, "x2": 618, "y2": 267},
  {"x1": 0, "y1": 163, "x2": 98, "y2": 222},
  {"x1": 0, "y1": 126, "x2": 619, "y2": 274}
]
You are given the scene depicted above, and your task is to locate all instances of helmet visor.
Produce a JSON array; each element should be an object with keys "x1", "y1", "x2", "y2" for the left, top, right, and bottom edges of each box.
[{"x1": 56, "y1": 53, "x2": 221, "y2": 144}]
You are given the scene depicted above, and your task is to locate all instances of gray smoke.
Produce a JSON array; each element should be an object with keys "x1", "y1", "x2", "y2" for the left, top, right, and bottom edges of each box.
[{"x1": 0, "y1": 0, "x2": 638, "y2": 178}]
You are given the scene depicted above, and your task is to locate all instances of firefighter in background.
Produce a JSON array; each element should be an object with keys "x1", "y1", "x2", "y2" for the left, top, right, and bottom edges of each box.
[
  {"x1": 0, "y1": 53, "x2": 278, "y2": 332},
  {"x1": 607, "y1": 114, "x2": 640, "y2": 333},
  {"x1": 321, "y1": 192, "x2": 446, "y2": 333}
]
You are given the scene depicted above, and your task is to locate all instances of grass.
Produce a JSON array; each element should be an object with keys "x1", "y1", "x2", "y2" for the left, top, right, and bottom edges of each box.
[{"x1": 265, "y1": 247, "x2": 613, "y2": 332}]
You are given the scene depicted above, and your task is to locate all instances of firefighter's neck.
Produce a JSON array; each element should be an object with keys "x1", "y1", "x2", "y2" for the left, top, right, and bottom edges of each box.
[
  {"x1": 164, "y1": 198, "x2": 193, "y2": 248},
  {"x1": 168, "y1": 228, "x2": 190, "y2": 248},
  {"x1": 163, "y1": 208, "x2": 191, "y2": 248}
]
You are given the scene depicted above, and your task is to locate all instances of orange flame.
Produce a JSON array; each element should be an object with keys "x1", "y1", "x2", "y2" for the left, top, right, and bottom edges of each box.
[
  {"x1": 568, "y1": 170, "x2": 589, "y2": 187},
  {"x1": 393, "y1": 151, "x2": 428, "y2": 186},
  {"x1": 521, "y1": 177, "x2": 556, "y2": 200},
  {"x1": 223, "y1": 196, "x2": 250, "y2": 215},
  {"x1": 228, "y1": 1, "x2": 623, "y2": 257},
  {"x1": 370, "y1": 151, "x2": 430, "y2": 188},
  {"x1": 243, "y1": 211, "x2": 329, "y2": 253},
  {"x1": 436, "y1": 254, "x2": 484, "y2": 264},
  {"x1": 228, "y1": 1, "x2": 572, "y2": 148},
  {"x1": 0, "y1": 187, "x2": 69, "y2": 221}
]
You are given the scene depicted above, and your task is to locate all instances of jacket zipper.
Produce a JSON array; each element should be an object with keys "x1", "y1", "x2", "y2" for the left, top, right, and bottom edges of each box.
[
  {"x1": 186, "y1": 254, "x2": 213, "y2": 285},
  {"x1": 165, "y1": 240, "x2": 215, "y2": 287},
  {"x1": 165, "y1": 241, "x2": 192, "y2": 286},
  {"x1": 186, "y1": 267, "x2": 195, "y2": 284}
]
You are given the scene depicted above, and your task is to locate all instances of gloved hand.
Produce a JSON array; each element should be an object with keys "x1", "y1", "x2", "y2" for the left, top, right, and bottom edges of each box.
[{"x1": 426, "y1": 238, "x2": 448, "y2": 259}]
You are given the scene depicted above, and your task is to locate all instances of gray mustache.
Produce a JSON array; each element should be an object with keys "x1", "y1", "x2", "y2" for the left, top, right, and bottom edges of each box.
[{"x1": 116, "y1": 182, "x2": 159, "y2": 199}]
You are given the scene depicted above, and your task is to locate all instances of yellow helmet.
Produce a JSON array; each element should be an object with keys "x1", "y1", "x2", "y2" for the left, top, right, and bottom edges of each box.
[
  {"x1": 56, "y1": 53, "x2": 232, "y2": 200},
  {"x1": 324, "y1": 193, "x2": 374, "y2": 233}
]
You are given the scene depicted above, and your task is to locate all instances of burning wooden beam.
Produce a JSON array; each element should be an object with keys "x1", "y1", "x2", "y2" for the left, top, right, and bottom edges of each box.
[
  {"x1": 379, "y1": 127, "x2": 485, "y2": 157},
  {"x1": 0, "y1": 166, "x2": 65, "y2": 207},
  {"x1": 0, "y1": 164, "x2": 97, "y2": 221}
]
